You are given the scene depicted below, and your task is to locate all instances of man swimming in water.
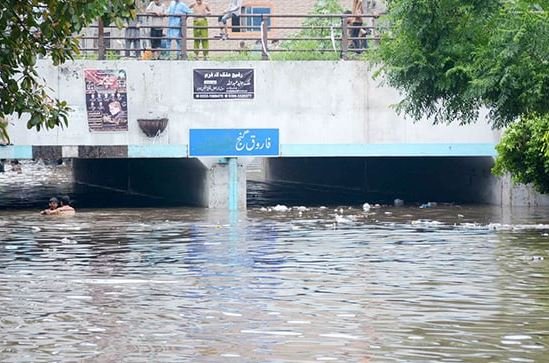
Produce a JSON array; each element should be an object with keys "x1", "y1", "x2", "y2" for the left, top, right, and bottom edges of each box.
[
  {"x1": 57, "y1": 195, "x2": 76, "y2": 215},
  {"x1": 40, "y1": 197, "x2": 59, "y2": 215},
  {"x1": 40, "y1": 196, "x2": 76, "y2": 216}
]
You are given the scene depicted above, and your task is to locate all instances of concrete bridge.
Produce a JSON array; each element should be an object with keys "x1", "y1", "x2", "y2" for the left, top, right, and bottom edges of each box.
[{"x1": 2, "y1": 60, "x2": 546, "y2": 208}]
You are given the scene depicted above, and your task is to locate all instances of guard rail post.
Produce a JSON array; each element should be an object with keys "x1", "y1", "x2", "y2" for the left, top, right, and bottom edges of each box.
[
  {"x1": 180, "y1": 15, "x2": 188, "y2": 60},
  {"x1": 261, "y1": 15, "x2": 269, "y2": 60},
  {"x1": 98, "y1": 19, "x2": 105, "y2": 60},
  {"x1": 341, "y1": 16, "x2": 348, "y2": 60}
]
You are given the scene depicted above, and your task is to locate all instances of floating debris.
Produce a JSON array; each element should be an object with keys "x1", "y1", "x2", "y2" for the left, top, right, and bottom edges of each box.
[{"x1": 272, "y1": 205, "x2": 289, "y2": 212}]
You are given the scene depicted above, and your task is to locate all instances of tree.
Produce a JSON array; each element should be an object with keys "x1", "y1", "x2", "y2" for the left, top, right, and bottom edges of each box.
[
  {"x1": 373, "y1": 0, "x2": 549, "y2": 192},
  {"x1": 0, "y1": 0, "x2": 137, "y2": 142},
  {"x1": 280, "y1": 0, "x2": 344, "y2": 59},
  {"x1": 493, "y1": 114, "x2": 549, "y2": 193}
]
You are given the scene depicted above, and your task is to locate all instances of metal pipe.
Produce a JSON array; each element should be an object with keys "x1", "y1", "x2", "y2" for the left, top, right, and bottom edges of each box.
[{"x1": 228, "y1": 157, "x2": 238, "y2": 211}]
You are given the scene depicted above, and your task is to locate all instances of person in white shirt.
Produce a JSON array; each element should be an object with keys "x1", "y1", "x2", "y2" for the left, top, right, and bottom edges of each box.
[
  {"x1": 217, "y1": 0, "x2": 242, "y2": 40},
  {"x1": 146, "y1": 0, "x2": 167, "y2": 58}
]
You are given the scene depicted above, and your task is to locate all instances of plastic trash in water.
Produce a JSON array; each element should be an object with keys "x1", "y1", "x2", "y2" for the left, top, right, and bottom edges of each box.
[{"x1": 272, "y1": 205, "x2": 289, "y2": 212}]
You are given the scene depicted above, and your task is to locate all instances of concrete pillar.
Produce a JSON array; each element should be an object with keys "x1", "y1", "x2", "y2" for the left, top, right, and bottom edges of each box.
[{"x1": 199, "y1": 158, "x2": 247, "y2": 210}]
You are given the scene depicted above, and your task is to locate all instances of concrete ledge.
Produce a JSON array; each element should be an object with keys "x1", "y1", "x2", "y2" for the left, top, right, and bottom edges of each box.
[
  {"x1": 280, "y1": 143, "x2": 497, "y2": 157},
  {"x1": 0, "y1": 145, "x2": 33, "y2": 159},
  {"x1": 78, "y1": 145, "x2": 128, "y2": 158},
  {"x1": 128, "y1": 144, "x2": 187, "y2": 158},
  {"x1": 33, "y1": 146, "x2": 62, "y2": 160},
  {"x1": 2, "y1": 143, "x2": 498, "y2": 159}
]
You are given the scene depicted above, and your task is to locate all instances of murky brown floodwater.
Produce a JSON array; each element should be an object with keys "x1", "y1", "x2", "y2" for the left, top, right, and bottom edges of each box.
[{"x1": 1, "y1": 161, "x2": 548, "y2": 362}]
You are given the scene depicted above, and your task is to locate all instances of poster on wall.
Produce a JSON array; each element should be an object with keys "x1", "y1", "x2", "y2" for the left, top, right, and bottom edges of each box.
[
  {"x1": 84, "y1": 69, "x2": 128, "y2": 131},
  {"x1": 193, "y1": 69, "x2": 254, "y2": 99}
]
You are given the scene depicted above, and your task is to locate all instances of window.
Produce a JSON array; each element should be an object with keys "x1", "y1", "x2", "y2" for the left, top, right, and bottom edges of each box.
[{"x1": 241, "y1": 6, "x2": 271, "y2": 32}]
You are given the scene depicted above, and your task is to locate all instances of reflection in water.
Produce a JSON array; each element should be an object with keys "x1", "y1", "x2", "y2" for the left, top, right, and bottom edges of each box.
[{"x1": 0, "y1": 162, "x2": 549, "y2": 362}]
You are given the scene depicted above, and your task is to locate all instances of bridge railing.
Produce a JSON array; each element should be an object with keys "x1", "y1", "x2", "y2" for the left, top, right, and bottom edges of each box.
[{"x1": 77, "y1": 13, "x2": 382, "y2": 61}]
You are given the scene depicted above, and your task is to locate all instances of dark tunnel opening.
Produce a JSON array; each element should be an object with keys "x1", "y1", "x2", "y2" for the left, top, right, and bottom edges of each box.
[
  {"x1": 0, "y1": 156, "x2": 499, "y2": 210},
  {"x1": 250, "y1": 156, "x2": 498, "y2": 207}
]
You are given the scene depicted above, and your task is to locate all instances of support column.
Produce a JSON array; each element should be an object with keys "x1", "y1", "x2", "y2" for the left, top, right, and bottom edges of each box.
[
  {"x1": 228, "y1": 157, "x2": 239, "y2": 211},
  {"x1": 200, "y1": 157, "x2": 247, "y2": 209}
]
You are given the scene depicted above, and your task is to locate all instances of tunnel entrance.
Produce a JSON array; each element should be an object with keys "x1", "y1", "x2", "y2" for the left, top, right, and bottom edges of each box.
[
  {"x1": 250, "y1": 156, "x2": 498, "y2": 207},
  {"x1": 0, "y1": 157, "x2": 499, "y2": 210}
]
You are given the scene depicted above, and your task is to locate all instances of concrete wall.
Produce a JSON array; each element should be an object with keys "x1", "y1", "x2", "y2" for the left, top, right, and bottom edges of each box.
[
  {"x1": 4, "y1": 60, "x2": 546, "y2": 207},
  {"x1": 7, "y1": 60, "x2": 499, "y2": 156},
  {"x1": 498, "y1": 175, "x2": 549, "y2": 208}
]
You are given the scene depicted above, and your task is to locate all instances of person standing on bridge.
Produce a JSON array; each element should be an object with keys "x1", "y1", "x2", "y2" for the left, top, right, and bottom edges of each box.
[
  {"x1": 167, "y1": 0, "x2": 193, "y2": 59},
  {"x1": 217, "y1": 0, "x2": 242, "y2": 40},
  {"x1": 125, "y1": 18, "x2": 141, "y2": 58},
  {"x1": 349, "y1": 0, "x2": 366, "y2": 53},
  {"x1": 190, "y1": 0, "x2": 211, "y2": 59},
  {"x1": 146, "y1": 0, "x2": 167, "y2": 59}
]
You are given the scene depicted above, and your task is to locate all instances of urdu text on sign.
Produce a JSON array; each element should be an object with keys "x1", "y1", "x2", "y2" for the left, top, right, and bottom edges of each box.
[
  {"x1": 193, "y1": 69, "x2": 254, "y2": 99},
  {"x1": 189, "y1": 129, "x2": 279, "y2": 157}
]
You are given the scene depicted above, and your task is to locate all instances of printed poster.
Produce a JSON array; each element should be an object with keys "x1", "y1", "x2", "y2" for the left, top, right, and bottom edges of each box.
[
  {"x1": 84, "y1": 69, "x2": 128, "y2": 131},
  {"x1": 193, "y1": 69, "x2": 254, "y2": 99}
]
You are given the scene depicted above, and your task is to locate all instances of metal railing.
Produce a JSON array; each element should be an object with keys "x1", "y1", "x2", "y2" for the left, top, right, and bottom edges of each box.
[{"x1": 77, "y1": 13, "x2": 382, "y2": 60}]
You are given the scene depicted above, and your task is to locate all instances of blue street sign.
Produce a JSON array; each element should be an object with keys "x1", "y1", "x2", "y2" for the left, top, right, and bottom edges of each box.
[{"x1": 189, "y1": 128, "x2": 280, "y2": 157}]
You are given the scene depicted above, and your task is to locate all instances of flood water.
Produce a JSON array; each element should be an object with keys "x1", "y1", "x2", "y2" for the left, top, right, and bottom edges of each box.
[{"x1": 1, "y1": 161, "x2": 549, "y2": 362}]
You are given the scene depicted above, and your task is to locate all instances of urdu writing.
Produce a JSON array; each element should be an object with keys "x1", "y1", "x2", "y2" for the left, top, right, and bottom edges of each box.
[
  {"x1": 194, "y1": 68, "x2": 254, "y2": 100},
  {"x1": 235, "y1": 130, "x2": 273, "y2": 152},
  {"x1": 189, "y1": 128, "x2": 279, "y2": 157}
]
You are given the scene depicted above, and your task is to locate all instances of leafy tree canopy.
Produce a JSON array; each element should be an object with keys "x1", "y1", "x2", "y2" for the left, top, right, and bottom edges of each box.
[
  {"x1": 373, "y1": 0, "x2": 548, "y2": 193},
  {"x1": 373, "y1": 0, "x2": 548, "y2": 128},
  {"x1": 493, "y1": 113, "x2": 549, "y2": 193},
  {"x1": 0, "y1": 0, "x2": 137, "y2": 142}
]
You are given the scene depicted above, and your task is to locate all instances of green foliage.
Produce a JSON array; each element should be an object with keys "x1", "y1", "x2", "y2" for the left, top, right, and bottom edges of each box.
[
  {"x1": 0, "y1": 0, "x2": 137, "y2": 141},
  {"x1": 106, "y1": 51, "x2": 122, "y2": 60},
  {"x1": 373, "y1": 0, "x2": 549, "y2": 192},
  {"x1": 207, "y1": 51, "x2": 263, "y2": 61},
  {"x1": 472, "y1": 0, "x2": 549, "y2": 129},
  {"x1": 493, "y1": 114, "x2": 549, "y2": 194},
  {"x1": 373, "y1": 0, "x2": 549, "y2": 128},
  {"x1": 271, "y1": 48, "x2": 342, "y2": 61},
  {"x1": 281, "y1": 0, "x2": 344, "y2": 56}
]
